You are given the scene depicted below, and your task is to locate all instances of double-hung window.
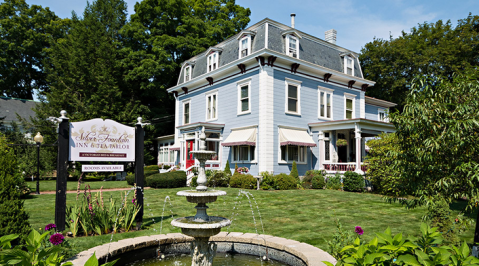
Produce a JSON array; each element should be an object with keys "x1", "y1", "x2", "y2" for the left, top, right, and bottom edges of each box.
[
  {"x1": 318, "y1": 87, "x2": 334, "y2": 119},
  {"x1": 324, "y1": 132, "x2": 331, "y2": 161},
  {"x1": 237, "y1": 78, "x2": 251, "y2": 115},
  {"x1": 183, "y1": 101, "x2": 190, "y2": 125},
  {"x1": 285, "y1": 78, "x2": 301, "y2": 115},
  {"x1": 206, "y1": 91, "x2": 217, "y2": 121},
  {"x1": 232, "y1": 146, "x2": 255, "y2": 162},
  {"x1": 184, "y1": 65, "x2": 191, "y2": 82},
  {"x1": 378, "y1": 108, "x2": 388, "y2": 122},
  {"x1": 280, "y1": 146, "x2": 306, "y2": 163},
  {"x1": 207, "y1": 52, "x2": 218, "y2": 72},
  {"x1": 344, "y1": 56, "x2": 354, "y2": 76},
  {"x1": 287, "y1": 35, "x2": 298, "y2": 58},
  {"x1": 239, "y1": 36, "x2": 250, "y2": 58},
  {"x1": 344, "y1": 93, "x2": 356, "y2": 119}
]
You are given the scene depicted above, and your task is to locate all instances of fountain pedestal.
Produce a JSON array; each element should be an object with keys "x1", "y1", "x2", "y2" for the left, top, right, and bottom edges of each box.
[{"x1": 171, "y1": 128, "x2": 231, "y2": 266}]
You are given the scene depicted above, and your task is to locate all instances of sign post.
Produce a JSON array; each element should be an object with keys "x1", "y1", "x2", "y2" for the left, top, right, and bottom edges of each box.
[
  {"x1": 55, "y1": 111, "x2": 69, "y2": 232},
  {"x1": 135, "y1": 117, "x2": 145, "y2": 230}
]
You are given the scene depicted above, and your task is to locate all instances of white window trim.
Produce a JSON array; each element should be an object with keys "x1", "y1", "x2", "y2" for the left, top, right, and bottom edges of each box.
[
  {"x1": 285, "y1": 78, "x2": 302, "y2": 116},
  {"x1": 231, "y1": 145, "x2": 256, "y2": 163},
  {"x1": 318, "y1": 86, "x2": 334, "y2": 120},
  {"x1": 279, "y1": 145, "x2": 308, "y2": 164},
  {"x1": 205, "y1": 91, "x2": 218, "y2": 121},
  {"x1": 184, "y1": 65, "x2": 191, "y2": 82},
  {"x1": 239, "y1": 35, "x2": 251, "y2": 59},
  {"x1": 237, "y1": 78, "x2": 251, "y2": 115},
  {"x1": 182, "y1": 100, "x2": 191, "y2": 125},
  {"x1": 207, "y1": 52, "x2": 219, "y2": 73},
  {"x1": 378, "y1": 108, "x2": 389, "y2": 122},
  {"x1": 344, "y1": 93, "x2": 356, "y2": 119},
  {"x1": 344, "y1": 56, "x2": 354, "y2": 76},
  {"x1": 323, "y1": 131, "x2": 331, "y2": 162},
  {"x1": 286, "y1": 35, "x2": 299, "y2": 59}
]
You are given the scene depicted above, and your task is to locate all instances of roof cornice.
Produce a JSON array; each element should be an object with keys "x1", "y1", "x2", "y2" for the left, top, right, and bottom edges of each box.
[
  {"x1": 365, "y1": 96, "x2": 397, "y2": 107},
  {"x1": 281, "y1": 29, "x2": 302, "y2": 39}
]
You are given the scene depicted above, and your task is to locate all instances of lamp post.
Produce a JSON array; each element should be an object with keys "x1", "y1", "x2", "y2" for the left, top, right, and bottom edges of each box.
[{"x1": 34, "y1": 132, "x2": 44, "y2": 195}]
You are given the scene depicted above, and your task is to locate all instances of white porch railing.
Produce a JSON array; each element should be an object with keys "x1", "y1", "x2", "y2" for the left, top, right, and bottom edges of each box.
[{"x1": 323, "y1": 163, "x2": 368, "y2": 173}]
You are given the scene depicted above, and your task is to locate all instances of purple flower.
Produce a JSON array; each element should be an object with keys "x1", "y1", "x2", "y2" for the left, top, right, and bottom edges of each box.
[
  {"x1": 355, "y1": 226, "x2": 364, "y2": 235},
  {"x1": 45, "y1": 223, "x2": 56, "y2": 231},
  {"x1": 49, "y1": 233, "x2": 64, "y2": 245}
]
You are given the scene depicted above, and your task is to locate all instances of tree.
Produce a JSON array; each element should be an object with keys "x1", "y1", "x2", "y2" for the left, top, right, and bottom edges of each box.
[
  {"x1": 389, "y1": 71, "x2": 479, "y2": 242},
  {"x1": 0, "y1": 0, "x2": 66, "y2": 99},
  {"x1": 290, "y1": 161, "x2": 298, "y2": 179},
  {"x1": 0, "y1": 134, "x2": 31, "y2": 241},
  {"x1": 360, "y1": 14, "x2": 479, "y2": 110}
]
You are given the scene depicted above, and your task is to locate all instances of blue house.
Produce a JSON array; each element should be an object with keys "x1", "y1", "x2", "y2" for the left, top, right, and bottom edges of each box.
[{"x1": 159, "y1": 16, "x2": 396, "y2": 180}]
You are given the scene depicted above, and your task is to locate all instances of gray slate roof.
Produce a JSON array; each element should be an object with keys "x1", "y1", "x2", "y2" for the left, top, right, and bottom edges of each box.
[
  {"x1": 0, "y1": 97, "x2": 38, "y2": 124},
  {"x1": 177, "y1": 18, "x2": 363, "y2": 85}
]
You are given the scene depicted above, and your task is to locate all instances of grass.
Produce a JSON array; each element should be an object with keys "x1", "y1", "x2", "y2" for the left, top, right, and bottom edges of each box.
[
  {"x1": 25, "y1": 180, "x2": 132, "y2": 192},
  {"x1": 23, "y1": 187, "x2": 475, "y2": 259}
]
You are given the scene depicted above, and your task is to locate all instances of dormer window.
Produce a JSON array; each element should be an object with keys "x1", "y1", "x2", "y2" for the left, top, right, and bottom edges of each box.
[
  {"x1": 207, "y1": 52, "x2": 218, "y2": 72},
  {"x1": 184, "y1": 65, "x2": 191, "y2": 82},
  {"x1": 239, "y1": 36, "x2": 251, "y2": 58},
  {"x1": 287, "y1": 35, "x2": 298, "y2": 58},
  {"x1": 345, "y1": 56, "x2": 354, "y2": 76}
]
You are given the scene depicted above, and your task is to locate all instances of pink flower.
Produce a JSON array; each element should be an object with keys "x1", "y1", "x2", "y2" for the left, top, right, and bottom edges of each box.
[
  {"x1": 49, "y1": 233, "x2": 64, "y2": 245},
  {"x1": 45, "y1": 223, "x2": 56, "y2": 231},
  {"x1": 355, "y1": 226, "x2": 364, "y2": 235}
]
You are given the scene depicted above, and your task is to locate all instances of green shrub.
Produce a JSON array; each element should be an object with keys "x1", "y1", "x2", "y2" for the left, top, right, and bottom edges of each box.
[
  {"x1": 274, "y1": 173, "x2": 297, "y2": 190},
  {"x1": 305, "y1": 170, "x2": 324, "y2": 189},
  {"x1": 343, "y1": 171, "x2": 364, "y2": 192},
  {"x1": 312, "y1": 174, "x2": 326, "y2": 189},
  {"x1": 325, "y1": 223, "x2": 479, "y2": 266},
  {"x1": 144, "y1": 165, "x2": 159, "y2": 171},
  {"x1": 259, "y1": 171, "x2": 275, "y2": 190},
  {"x1": 290, "y1": 161, "x2": 299, "y2": 179},
  {"x1": 326, "y1": 173, "x2": 342, "y2": 190},
  {"x1": 146, "y1": 171, "x2": 187, "y2": 188},
  {"x1": 224, "y1": 160, "x2": 232, "y2": 176},
  {"x1": 326, "y1": 219, "x2": 356, "y2": 259},
  {"x1": 234, "y1": 163, "x2": 238, "y2": 173},
  {"x1": 207, "y1": 171, "x2": 230, "y2": 187},
  {"x1": 125, "y1": 170, "x2": 158, "y2": 186},
  {"x1": 425, "y1": 197, "x2": 465, "y2": 245},
  {"x1": 0, "y1": 135, "x2": 30, "y2": 241},
  {"x1": 191, "y1": 176, "x2": 198, "y2": 187},
  {"x1": 229, "y1": 173, "x2": 256, "y2": 189}
]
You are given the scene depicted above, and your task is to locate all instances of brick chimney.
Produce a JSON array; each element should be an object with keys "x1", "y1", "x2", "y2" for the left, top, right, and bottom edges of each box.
[{"x1": 325, "y1": 29, "x2": 337, "y2": 44}]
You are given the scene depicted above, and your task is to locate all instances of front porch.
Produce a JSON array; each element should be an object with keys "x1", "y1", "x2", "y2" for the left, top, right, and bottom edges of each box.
[{"x1": 309, "y1": 118, "x2": 395, "y2": 175}]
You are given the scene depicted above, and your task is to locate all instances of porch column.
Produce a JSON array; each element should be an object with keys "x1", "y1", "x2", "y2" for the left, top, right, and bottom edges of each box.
[
  {"x1": 318, "y1": 131, "x2": 324, "y2": 170},
  {"x1": 355, "y1": 123, "x2": 363, "y2": 174}
]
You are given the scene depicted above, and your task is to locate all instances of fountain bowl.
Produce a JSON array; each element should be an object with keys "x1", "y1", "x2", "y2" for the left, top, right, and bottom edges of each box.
[
  {"x1": 177, "y1": 189, "x2": 227, "y2": 204},
  {"x1": 171, "y1": 216, "x2": 231, "y2": 237}
]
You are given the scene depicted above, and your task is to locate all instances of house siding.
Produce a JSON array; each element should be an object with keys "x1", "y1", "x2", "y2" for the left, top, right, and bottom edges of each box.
[{"x1": 365, "y1": 104, "x2": 378, "y2": 120}]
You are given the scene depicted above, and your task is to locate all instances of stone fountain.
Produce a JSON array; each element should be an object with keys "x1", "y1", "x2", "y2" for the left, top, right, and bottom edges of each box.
[{"x1": 171, "y1": 128, "x2": 231, "y2": 266}]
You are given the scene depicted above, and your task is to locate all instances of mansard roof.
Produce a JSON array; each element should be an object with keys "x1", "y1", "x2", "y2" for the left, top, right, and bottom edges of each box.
[{"x1": 175, "y1": 17, "x2": 365, "y2": 88}]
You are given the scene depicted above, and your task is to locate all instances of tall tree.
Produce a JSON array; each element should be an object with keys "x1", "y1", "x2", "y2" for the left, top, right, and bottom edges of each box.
[
  {"x1": 0, "y1": 0, "x2": 64, "y2": 99},
  {"x1": 389, "y1": 71, "x2": 479, "y2": 242},
  {"x1": 360, "y1": 14, "x2": 479, "y2": 110}
]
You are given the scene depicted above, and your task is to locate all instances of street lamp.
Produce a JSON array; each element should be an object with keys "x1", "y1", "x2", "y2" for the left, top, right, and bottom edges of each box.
[{"x1": 34, "y1": 132, "x2": 44, "y2": 195}]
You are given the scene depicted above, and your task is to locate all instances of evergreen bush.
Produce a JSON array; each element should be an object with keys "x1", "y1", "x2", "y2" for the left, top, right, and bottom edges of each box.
[
  {"x1": 0, "y1": 135, "x2": 31, "y2": 241},
  {"x1": 126, "y1": 170, "x2": 159, "y2": 186},
  {"x1": 273, "y1": 173, "x2": 297, "y2": 190},
  {"x1": 144, "y1": 165, "x2": 159, "y2": 171},
  {"x1": 234, "y1": 163, "x2": 238, "y2": 173},
  {"x1": 191, "y1": 176, "x2": 198, "y2": 187},
  {"x1": 290, "y1": 161, "x2": 299, "y2": 179},
  {"x1": 207, "y1": 171, "x2": 229, "y2": 187},
  {"x1": 343, "y1": 171, "x2": 364, "y2": 192},
  {"x1": 305, "y1": 170, "x2": 324, "y2": 189},
  {"x1": 224, "y1": 160, "x2": 232, "y2": 176},
  {"x1": 259, "y1": 171, "x2": 275, "y2": 190},
  {"x1": 326, "y1": 173, "x2": 342, "y2": 190},
  {"x1": 145, "y1": 171, "x2": 186, "y2": 188},
  {"x1": 425, "y1": 197, "x2": 464, "y2": 245},
  {"x1": 312, "y1": 174, "x2": 326, "y2": 189},
  {"x1": 229, "y1": 172, "x2": 256, "y2": 189}
]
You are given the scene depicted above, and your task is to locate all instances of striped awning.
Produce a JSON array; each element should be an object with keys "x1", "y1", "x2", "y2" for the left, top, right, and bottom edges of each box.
[
  {"x1": 169, "y1": 143, "x2": 180, "y2": 151},
  {"x1": 279, "y1": 128, "x2": 316, "y2": 147},
  {"x1": 221, "y1": 127, "x2": 257, "y2": 146}
]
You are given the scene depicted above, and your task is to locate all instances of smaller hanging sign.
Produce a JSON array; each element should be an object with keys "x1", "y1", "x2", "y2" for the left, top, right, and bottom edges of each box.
[{"x1": 81, "y1": 165, "x2": 124, "y2": 172}]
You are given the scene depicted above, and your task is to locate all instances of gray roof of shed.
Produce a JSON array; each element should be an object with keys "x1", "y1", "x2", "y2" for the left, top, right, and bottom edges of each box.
[{"x1": 0, "y1": 97, "x2": 39, "y2": 124}]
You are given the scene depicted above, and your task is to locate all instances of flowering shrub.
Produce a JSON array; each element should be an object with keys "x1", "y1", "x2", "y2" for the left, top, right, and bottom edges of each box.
[
  {"x1": 237, "y1": 166, "x2": 249, "y2": 174},
  {"x1": 45, "y1": 223, "x2": 56, "y2": 231},
  {"x1": 354, "y1": 226, "x2": 363, "y2": 235},
  {"x1": 66, "y1": 185, "x2": 140, "y2": 237}
]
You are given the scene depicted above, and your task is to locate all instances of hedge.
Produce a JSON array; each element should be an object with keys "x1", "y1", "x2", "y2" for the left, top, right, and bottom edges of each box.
[
  {"x1": 126, "y1": 170, "x2": 160, "y2": 185},
  {"x1": 229, "y1": 173, "x2": 256, "y2": 189},
  {"x1": 146, "y1": 171, "x2": 187, "y2": 188},
  {"x1": 343, "y1": 171, "x2": 364, "y2": 192}
]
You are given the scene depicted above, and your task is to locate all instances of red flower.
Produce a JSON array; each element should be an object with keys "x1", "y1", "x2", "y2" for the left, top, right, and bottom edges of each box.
[
  {"x1": 355, "y1": 226, "x2": 364, "y2": 235},
  {"x1": 45, "y1": 223, "x2": 56, "y2": 231},
  {"x1": 49, "y1": 233, "x2": 64, "y2": 245}
]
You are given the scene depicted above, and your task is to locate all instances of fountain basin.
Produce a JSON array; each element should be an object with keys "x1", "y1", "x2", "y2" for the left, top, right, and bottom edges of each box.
[
  {"x1": 171, "y1": 216, "x2": 231, "y2": 237},
  {"x1": 177, "y1": 190, "x2": 227, "y2": 204},
  {"x1": 67, "y1": 232, "x2": 337, "y2": 266}
]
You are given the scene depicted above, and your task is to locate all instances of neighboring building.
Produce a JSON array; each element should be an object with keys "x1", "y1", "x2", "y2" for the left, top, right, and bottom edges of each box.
[
  {"x1": 159, "y1": 16, "x2": 395, "y2": 180},
  {"x1": 0, "y1": 96, "x2": 39, "y2": 132}
]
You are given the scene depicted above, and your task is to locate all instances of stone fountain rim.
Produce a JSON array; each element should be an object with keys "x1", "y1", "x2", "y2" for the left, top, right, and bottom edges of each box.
[
  {"x1": 67, "y1": 232, "x2": 337, "y2": 266},
  {"x1": 171, "y1": 216, "x2": 231, "y2": 229},
  {"x1": 177, "y1": 190, "x2": 227, "y2": 197}
]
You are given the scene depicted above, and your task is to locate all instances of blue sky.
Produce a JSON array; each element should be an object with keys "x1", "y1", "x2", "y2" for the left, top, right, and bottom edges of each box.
[{"x1": 20, "y1": 0, "x2": 479, "y2": 52}]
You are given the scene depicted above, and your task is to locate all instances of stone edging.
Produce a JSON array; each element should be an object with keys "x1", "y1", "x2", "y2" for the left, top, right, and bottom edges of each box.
[{"x1": 67, "y1": 232, "x2": 337, "y2": 266}]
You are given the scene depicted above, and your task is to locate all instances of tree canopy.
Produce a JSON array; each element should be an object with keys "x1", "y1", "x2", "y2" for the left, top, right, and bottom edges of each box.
[{"x1": 360, "y1": 14, "x2": 479, "y2": 110}]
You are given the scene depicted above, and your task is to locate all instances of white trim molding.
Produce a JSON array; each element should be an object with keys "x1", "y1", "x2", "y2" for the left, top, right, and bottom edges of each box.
[{"x1": 318, "y1": 86, "x2": 334, "y2": 120}]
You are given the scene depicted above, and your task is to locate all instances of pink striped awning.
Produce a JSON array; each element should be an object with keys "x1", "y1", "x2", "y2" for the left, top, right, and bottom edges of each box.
[
  {"x1": 221, "y1": 127, "x2": 256, "y2": 146},
  {"x1": 279, "y1": 128, "x2": 316, "y2": 147}
]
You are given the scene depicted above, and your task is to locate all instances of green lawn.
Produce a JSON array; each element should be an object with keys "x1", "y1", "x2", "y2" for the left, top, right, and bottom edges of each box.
[
  {"x1": 23, "y1": 188, "x2": 475, "y2": 259},
  {"x1": 25, "y1": 180, "x2": 132, "y2": 192}
]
